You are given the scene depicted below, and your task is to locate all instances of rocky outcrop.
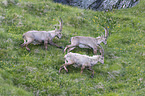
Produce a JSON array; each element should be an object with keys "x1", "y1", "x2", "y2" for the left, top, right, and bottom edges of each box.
[{"x1": 54, "y1": 0, "x2": 139, "y2": 11}]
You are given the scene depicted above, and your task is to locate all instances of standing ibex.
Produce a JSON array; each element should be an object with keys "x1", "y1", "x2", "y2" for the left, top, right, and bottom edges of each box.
[
  {"x1": 59, "y1": 52, "x2": 104, "y2": 77},
  {"x1": 21, "y1": 18, "x2": 63, "y2": 52},
  {"x1": 64, "y1": 27, "x2": 108, "y2": 55}
]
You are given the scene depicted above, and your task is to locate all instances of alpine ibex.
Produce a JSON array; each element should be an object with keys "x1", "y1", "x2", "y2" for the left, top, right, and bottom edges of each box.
[
  {"x1": 64, "y1": 27, "x2": 108, "y2": 55},
  {"x1": 21, "y1": 18, "x2": 63, "y2": 52},
  {"x1": 59, "y1": 52, "x2": 104, "y2": 77}
]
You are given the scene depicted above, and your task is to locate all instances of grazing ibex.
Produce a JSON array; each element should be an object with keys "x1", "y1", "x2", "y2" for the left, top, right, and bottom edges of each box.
[
  {"x1": 64, "y1": 27, "x2": 108, "y2": 55},
  {"x1": 21, "y1": 18, "x2": 63, "y2": 52},
  {"x1": 59, "y1": 52, "x2": 104, "y2": 77}
]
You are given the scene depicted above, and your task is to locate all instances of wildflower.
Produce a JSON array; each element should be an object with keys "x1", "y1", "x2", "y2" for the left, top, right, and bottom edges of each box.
[
  {"x1": 95, "y1": 16, "x2": 98, "y2": 19},
  {"x1": 136, "y1": 43, "x2": 138, "y2": 45},
  {"x1": 92, "y1": 19, "x2": 95, "y2": 22}
]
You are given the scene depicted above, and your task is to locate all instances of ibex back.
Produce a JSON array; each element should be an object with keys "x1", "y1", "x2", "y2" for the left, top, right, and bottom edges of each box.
[{"x1": 21, "y1": 18, "x2": 63, "y2": 52}]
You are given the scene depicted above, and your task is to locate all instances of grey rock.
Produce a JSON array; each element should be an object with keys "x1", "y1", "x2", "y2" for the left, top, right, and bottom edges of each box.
[{"x1": 54, "y1": 0, "x2": 140, "y2": 11}]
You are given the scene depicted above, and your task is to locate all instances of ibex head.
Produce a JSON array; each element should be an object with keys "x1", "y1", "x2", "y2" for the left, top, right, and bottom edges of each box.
[
  {"x1": 98, "y1": 55, "x2": 104, "y2": 64},
  {"x1": 98, "y1": 26, "x2": 109, "y2": 45},
  {"x1": 55, "y1": 28, "x2": 62, "y2": 39},
  {"x1": 96, "y1": 35, "x2": 107, "y2": 45}
]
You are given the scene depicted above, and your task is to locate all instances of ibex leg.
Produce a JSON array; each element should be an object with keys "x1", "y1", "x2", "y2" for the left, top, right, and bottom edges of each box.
[
  {"x1": 59, "y1": 63, "x2": 73, "y2": 73},
  {"x1": 21, "y1": 39, "x2": 27, "y2": 47},
  {"x1": 25, "y1": 38, "x2": 33, "y2": 52},
  {"x1": 64, "y1": 44, "x2": 78, "y2": 53},
  {"x1": 88, "y1": 66, "x2": 94, "y2": 78},
  {"x1": 93, "y1": 47, "x2": 98, "y2": 54},
  {"x1": 80, "y1": 66, "x2": 85, "y2": 74},
  {"x1": 97, "y1": 44, "x2": 104, "y2": 56},
  {"x1": 49, "y1": 40, "x2": 63, "y2": 49},
  {"x1": 67, "y1": 47, "x2": 76, "y2": 53},
  {"x1": 44, "y1": 40, "x2": 48, "y2": 50}
]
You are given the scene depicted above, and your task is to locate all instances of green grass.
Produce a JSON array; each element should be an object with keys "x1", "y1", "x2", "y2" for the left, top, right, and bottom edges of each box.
[{"x1": 0, "y1": 0, "x2": 145, "y2": 95}]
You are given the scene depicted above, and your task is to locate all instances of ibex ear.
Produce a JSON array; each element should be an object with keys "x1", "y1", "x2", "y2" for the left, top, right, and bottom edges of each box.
[
  {"x1": 55, "y1": 28, "x2": 57, "y2": 31},
  {"x1": 96, "y1": 36, "x2": 101, "y2": 39}
]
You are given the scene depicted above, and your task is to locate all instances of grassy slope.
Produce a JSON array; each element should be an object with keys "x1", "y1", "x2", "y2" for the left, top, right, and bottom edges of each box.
[{"x1": 0, "y1": 0, "x2": 145, "y2": 95}]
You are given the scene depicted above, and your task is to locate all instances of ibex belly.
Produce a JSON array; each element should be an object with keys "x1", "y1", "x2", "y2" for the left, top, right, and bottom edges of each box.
[
  {"x1": 79, "y1": 44, "x2": 91, "y2": 49},
  {"x1": 32, "y1": 32, "x2": 48, "y2": 44},
  {"x1": 31, "y1": 41, "x2": 42, "y2": 45}
]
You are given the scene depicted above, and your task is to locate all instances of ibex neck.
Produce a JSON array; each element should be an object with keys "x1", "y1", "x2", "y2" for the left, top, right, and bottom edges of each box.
[{"x1": 48, "y1": 30, "x2": 56, "y2": 40}]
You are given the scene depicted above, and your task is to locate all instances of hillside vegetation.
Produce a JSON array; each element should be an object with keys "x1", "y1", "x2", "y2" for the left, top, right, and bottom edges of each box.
[{"x1": 0, "y1": 0, "x2": 145, "y2": 95}]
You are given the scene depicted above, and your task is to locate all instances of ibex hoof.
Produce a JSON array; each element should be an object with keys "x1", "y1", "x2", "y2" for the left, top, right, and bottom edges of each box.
[
  {"x1": 60, "y1": 46, "x2": 64, "y2": 49},
  {"x1": 59, "y1": 69, "x2": 62, "y2": 73},
  {"x1": 28, "y1": 50, "x2": 31, "y2": 53},
  {"x1": 21, "y1": 44, "x2": 24, "y2": 48},
  {"x1": 46, "y1": 49, "x2": 49, "y2": 51},
  {"x1": 59, "y1": 71, "x2": 61, "y2": 73},
  {"x1": 91, "y1": 75, "x2": 94, "y2": 78},
  {"x1": 62, "y1": 49, "x2": 64, "y2": 53},
  {"x1": 63, "y1": 50, "x2": 66, "y2": 53}
]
